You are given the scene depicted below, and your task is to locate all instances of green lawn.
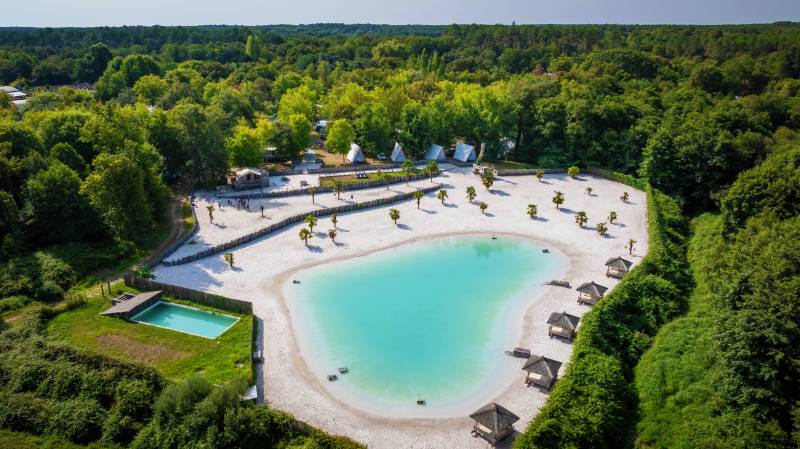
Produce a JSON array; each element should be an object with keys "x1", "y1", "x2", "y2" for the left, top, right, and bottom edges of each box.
[
  {"x1": 46, "y1": 289, "x2": 252, "y2": 384},
  {"x1": 319, "y1": 168, "x2": 425, "y2": 187},
  {"x1": 0, "y1": 429, "x2": 92, "y2": 449},
  {"x1": 483, "y1": 160, "x2": 531, "y2": 170},
  {"x1": 182, "y1": 199, "x2": 196, "y2": 232}
]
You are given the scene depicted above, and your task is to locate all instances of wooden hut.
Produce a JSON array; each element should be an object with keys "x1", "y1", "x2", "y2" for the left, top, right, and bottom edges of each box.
[
  {"x1": 522, "y1": 355, "x2": 562, "y2": 390},
  {"x1": 547, "y1": 311, "x2": 580, "y2": 340},
  {"x1": 469, "y1": 402, "x2": 519, "y2": 446},
  {"x1": 576, "y1": 281, "x2": 608, "y2": 305},
  {"x1": 228, "y1": 168, "x2": 269, "y2": 190},
  {"x1": 605, "y1": 256, "x2": 633, "y2": 279}
]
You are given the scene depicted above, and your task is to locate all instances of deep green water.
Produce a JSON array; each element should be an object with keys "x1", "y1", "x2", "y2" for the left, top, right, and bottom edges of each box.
[{"x1": 287, "y1": 235, "x2": 567, "y2": 416}]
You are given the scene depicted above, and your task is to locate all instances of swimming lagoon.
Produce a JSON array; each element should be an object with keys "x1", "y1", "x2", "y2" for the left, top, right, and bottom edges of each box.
[{"x1": 285, "y1": 235, "x2": 568, "y2": 417}]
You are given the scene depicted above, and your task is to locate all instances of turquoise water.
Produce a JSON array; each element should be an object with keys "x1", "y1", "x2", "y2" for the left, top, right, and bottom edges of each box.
[
  {"x1": 287, "y1": 235, "x2": 567, "y2": 416},
  {"x1": 132, "y1": 301, "x2": 238, "y2": 339}
]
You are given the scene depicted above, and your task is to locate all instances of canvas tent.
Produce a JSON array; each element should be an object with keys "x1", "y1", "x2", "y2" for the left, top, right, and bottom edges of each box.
[
  {"x1": 425, "y1": 144, "x2": 446, "y2": 161},
  {"x1": 346, "y1": 143, "x2": 365, "y2": 163},
  {"x1": 390, "y1": 142, "x2": 405, "y2": 163},
  {"x1": 453, "y1": 143, "x2": 477, "y2": 162}
]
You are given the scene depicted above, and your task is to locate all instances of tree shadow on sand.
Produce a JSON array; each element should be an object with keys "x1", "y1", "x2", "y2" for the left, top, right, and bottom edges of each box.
[{"x1": 396, "y1": 223, "x2": 412, "y2": 230}]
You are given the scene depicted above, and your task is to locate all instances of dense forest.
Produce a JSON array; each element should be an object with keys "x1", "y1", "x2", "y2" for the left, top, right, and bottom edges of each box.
[{"x1": 1, "y1": 22, "x2": 799, "y2": 448}]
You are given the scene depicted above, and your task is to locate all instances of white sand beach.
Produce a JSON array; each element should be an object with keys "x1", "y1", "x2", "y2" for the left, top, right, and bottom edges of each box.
[{"x1": 154, "y1": 167, "x2": 649, "y2": 449}]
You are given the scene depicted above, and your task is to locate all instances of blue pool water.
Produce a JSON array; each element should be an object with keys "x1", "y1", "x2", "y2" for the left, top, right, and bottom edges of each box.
[
  {"x1": 287, "y1": 235, "x2": 568, "y2": 416},
  {"x1": 132, "y1": 301, "x2": 238, "y2": 339}
]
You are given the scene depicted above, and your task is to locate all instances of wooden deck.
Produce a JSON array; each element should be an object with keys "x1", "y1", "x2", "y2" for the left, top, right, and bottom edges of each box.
[{"x1": 100, "y1": 291, "x2": 162, "y2": 320}]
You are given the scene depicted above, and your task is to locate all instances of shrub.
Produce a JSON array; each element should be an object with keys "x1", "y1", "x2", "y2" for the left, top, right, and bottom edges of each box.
[
  {"x1": 567, "y1": 166, "x2": 580, "y2": 178},
  {"x1": 46, "y1": 398, "x2": 107, "y2": 444},
  {"x1": 0, "y1": 392, "x2": 50, "y2": 433},
  {"x1": 0, "y1": 295, "x2": 32, "y2": 313}
]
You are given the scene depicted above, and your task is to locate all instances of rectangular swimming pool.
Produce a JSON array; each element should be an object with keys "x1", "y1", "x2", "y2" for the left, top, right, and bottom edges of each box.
[{"x1": 131, "y1": 301, "x2": 239, "y2": 339}]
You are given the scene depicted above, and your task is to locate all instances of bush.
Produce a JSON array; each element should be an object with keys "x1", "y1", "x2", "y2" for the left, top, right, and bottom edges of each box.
[
  {"x1": 0, "y1": 392, "x2": 50, "y2": 433},
  {"x1": 567, "y1": 166, "x2": 580, "y2": 178},
  {"x1": 46, "y1": 398, "x2": 107, "y2": 444},
  {"x1": 0, "y1": 295, "x2": 32, "y2": 313}
]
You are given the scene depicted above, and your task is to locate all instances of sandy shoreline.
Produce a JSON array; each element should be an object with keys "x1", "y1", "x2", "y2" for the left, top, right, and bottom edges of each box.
[
  {"x1": 278, "y1": 232, "x2": 570, "y2": 419},
  {"x1": 154, "y1": 168, "x2": 649, "y2": 448}
]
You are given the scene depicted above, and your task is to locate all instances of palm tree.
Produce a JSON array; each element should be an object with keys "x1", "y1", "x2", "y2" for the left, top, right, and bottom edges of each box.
[
  {"x1": 224, "y1": 252, "x2": 234, "y2": 268},
  {"x1": 304, "y1": 214, "x2": 318, "y2": 232},
  {"x1": 466, "y1": 185, "x2": 477, "y2": 203},
  {"x1": 621, "y1": 191, "x2": 630, "y2": 203},
  {"x1": 481, "y1": 170, "x2": 495, "y2": 190},
  {"x1": 568, "y1": 166, "x2": 580, "y2": 178},
  {"x1": 401, "y1": 160, "x2": 414, "y2": 184},
  {"x1": 536, "y1": 169, "x2": 544, "y2": 182},
  {"x1": 552, "y1": 191, "x2": 565, "y2": 209},
  {"x1": 575, "y1": 211, "x2": 588, "y2": 227},
  {"x1": 426, "y1": 160, "x2": 439, "y2": 182},
  {"x1": 479, "y1": 202, "x2": 488, "y2": 214},
  {"x1": 437, "y1": 189, "x2": 448, "y2": 204},
  {"x1": 328, "y1": 228, "x2": 337, "y2": 243},
  {"x1": 585, "y1": 186, "x2": 593, "y2": 196},
  {"x1": 413, "y1": 191, "x2": 424, "y2": 209},
  {"x1": 333, "y1": 180, "x2": 344, "y2": 199},
  {"x1": 389, "y1": 208, "x2": 400, "y2": 224},
  {"x1": 133, "y1": 265, "x2": 156, "y2": 280},
  {"x1": 308, "y1": 187, "x2": 317, "y2": 204},
  {"x1": 299, "y1": 227, "x2": 312, "y2": 246},
  {"x1": 331, "y1": 213, "x2": 338, "y2": 229},
  {"x1": 206, "y1": 204, "x2": 215, "y2": 223},
  {"x1": 627, "y1": 238, "x2": 637, "y2": 255},
  {"x1": 527, "y1": 204, "x2": 537, "y2": 218},
  {"x1": 378, "y1": 170, "x2": 390, "y2": 190},
  {"x1": 596, "y1": 222, "x2": 608, "y2": 236},
  {"x1": 608, "y1": 211, "x2": 617, "y2": 223}
]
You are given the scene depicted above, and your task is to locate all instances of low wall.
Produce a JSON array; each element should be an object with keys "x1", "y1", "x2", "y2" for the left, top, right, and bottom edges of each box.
[
  {"x1": 145, "y1": 197, "x2": 199, "y2": 269},
  {"x1": 163, "y1": 185, "x2": 442, "y2": 266},
  {"x1": 494, "y1": 167, "x2": 565, "y2": 176},
  {"x1": 124, "y1": 274, "x2": 253, "y2": 314},
  {"x1": 220, "y1": 172, "x2": 434, "y2": 200}
]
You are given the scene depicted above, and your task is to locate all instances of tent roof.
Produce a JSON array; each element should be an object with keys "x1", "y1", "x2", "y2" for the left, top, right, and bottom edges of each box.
[
  {"x1": 390, "y1": 142, "x2": 405, "y2": 162},
  {"x1": 235, "y1": 168, "x2": 262, "y2": 177},
  {"x1": 576, "y1": 281, "x2": 608, "y2": 297},
  {"x1": 453, "y1": 143, "x2": 476, "y2": 162},
  {"x1": 469, "y1": 402, "x2": 519, "y2": 433},
  {"x1": 425, "y1": 144, "x2": 445, "y2": 161},
  {"x1": 605, "y1": 256, "x2": 633, "y2": 271},
  {"x1": 347, "y1": 143, "x2": 365, "y2": 162},
  {"x1": 547, "y1": 311, "x2": 580, "y2": 330},
  {"x1": 522, "y1": 355, "x2": 562, "y2": 377}
]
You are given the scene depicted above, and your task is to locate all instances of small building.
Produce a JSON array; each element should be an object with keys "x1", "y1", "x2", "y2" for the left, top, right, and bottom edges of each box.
[
  {"x1": 547, "y1": 311, "x2": 580, "y2": 340},
  {"x1": 425, "y1": 144, "x2": 446, "y2": 161},
  {"x1": 576, "y1": 281, "x2": 608, "y2": 305},
  {"x1": 228, "y1": 168, "x2": 269, "y2": 190},
  {"x1": 522, "y1": 355, "x2": 562, "y2": 390},
  {"x1": 453, "y1": 143, "x2": 477, "y2": 162},
  {"x1": 101, "y1": 291, "x2": 163, "y2": 320},
  {"x1": 346, "y1": 143, "x2": 365, "y2": 163},
  {"x1": 263, "y1": 146, "x2": 278, "y2": 162},
  {"x1": 469, "y1": 402, "x2": 519, "y2": 446},
  {"x1": 390, "y1": 142, "x2": 405, "y2": 163},
  {"x1": 605, "y1": 256, "x2": 633, "y2": 279}
]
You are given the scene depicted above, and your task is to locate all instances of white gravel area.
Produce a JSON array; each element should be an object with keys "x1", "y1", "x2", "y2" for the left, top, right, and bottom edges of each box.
[{"x1": 155, "y1": 167, "x2": 649, "y2": 449}]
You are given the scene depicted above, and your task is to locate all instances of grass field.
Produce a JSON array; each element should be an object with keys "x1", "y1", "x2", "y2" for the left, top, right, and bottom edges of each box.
[
  {"x1": 319, "y1": 168, "x2": 424, "y2": 188},
  {"x1": 46, "y1": 288, "x2": 252, "y2": 384},
  {"x1": 0, "y1": 429, "x2": 89, "y2": 449},
  {"x1": 182, "y1": 199, "x2": 196, "y2": 232}
]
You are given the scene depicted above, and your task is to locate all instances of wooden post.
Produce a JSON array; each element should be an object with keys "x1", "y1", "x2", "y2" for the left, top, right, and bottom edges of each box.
[
  {"x1": 100, "y1": 283, "x2": 105, "y2": 297},
  {"x1": 107, "y1": 281, "x2": 111, "y2": 295}
]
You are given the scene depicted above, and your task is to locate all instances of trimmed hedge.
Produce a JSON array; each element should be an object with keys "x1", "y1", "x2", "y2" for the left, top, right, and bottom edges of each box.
[{"x1": 514, "y1": 171, "x2": 689, "y2": 449}]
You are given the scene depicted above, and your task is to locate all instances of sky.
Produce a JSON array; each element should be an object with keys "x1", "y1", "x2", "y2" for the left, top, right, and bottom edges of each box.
[{"x1": 2, "y1": 0, "x2": 799, "y2": 27}]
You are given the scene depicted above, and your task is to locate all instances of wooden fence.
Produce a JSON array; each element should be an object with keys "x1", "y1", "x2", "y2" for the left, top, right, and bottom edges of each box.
[
  {"x1": 163, "y1": 185, "x2": 442, "y2": 266},
  {"x1": 124, "y1": 274, "x2": 253, "y2": 314}
]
